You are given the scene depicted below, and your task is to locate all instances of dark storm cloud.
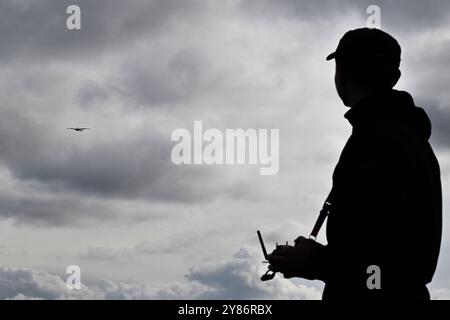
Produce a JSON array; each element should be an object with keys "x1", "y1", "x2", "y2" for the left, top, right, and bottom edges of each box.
[
  {"x1": 418, "y1": 101, "x2": 450, "y2": 150},
  {"x1": 0, "y1": 0, "x2": 448, "y2": 223},
  {"x1": 0, "y1": 0, "x2": 205, "y2": 64},
  {"x1": 0, "y1": 107, "x2": 226, "y2": 203},
  {"x1": 240, "y1": 0, "x2": 450, "y2": 31},
  {"x1": 370, "y1": 0, "x2": 450, "y2": 31},
  {"x1": 430, "y1": 107, "x2": 450, "y2": 149},
  {"x1": 405, "y1": 39, "x2": 450, "y2": 149},
  {"x1": 0, "y1": 192, "x2": 115, "y2": 227}
]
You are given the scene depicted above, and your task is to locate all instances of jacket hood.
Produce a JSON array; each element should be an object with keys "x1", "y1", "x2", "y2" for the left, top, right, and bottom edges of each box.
[{"x1": 345, "y1": 89, "x2": 432, "y2": 141}]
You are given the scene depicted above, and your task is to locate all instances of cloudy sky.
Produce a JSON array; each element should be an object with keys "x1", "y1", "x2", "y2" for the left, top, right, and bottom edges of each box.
[{"x1": 0, "y1": 0, "x2": 449, "y2": 299}]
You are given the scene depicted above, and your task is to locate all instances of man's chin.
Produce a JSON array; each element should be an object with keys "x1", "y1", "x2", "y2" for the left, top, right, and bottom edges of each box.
[{"x1": 341, "y1": 98, "x2": 352, "y2": 108}]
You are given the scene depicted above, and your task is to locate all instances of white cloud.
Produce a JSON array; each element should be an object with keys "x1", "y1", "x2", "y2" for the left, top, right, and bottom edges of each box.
[
  {"x1": 0, "y1": 266, "x2": 96, "y2": 300},
  {"x1": 136, "y1": 247, "x2": 321, "y2": 300},
  {"x1": 431, "y1": 288, "x2": 450, "y2": 300},
  {"x1": 1, "y1": 248, "x2": 321, "y2": 300}
]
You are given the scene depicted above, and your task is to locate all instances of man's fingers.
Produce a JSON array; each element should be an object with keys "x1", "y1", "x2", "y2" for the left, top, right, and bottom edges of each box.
[
  {"x1": 269, "y1": 245, "x2": 293, "y2": 256},
  {"x1": 268, "y1": 264, "x2": 292, "y2": 274},
  {"x1": 267, "y1": 254, "x2": 286, "y2": 266},
  {"x1": 267, "y1": 246, "x2": 293, "y2": 264},
  {"x1": 268, "y1": 264, "x2": 279, "y2": 272},
  {"x1": 268, "y1": 253, "x2": 290, "y2": 273},
  {"x1": 294, "y1": 236, "x2": 307, "y2": 245}
]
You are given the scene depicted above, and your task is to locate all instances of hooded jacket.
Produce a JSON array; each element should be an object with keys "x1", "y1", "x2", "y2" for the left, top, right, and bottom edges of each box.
[{"x1": 312, "y1": 89, "x2": 442, "y2": 299}]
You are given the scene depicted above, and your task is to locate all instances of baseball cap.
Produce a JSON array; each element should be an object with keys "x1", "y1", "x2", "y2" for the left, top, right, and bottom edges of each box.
[{"x1": 326, "y1": 28, "x2": 401, "y2": 69}]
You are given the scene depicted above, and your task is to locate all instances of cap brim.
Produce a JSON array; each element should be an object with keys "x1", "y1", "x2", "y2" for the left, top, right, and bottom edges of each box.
[{"x1": 326, "y1": 52, "x2": 336, "y2": 60}]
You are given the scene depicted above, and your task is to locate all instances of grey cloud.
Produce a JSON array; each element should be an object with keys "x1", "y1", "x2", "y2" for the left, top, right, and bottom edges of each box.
[
  {"x1": 0, "y1": 0, "x2": 206, "y2": 64},
  {"x1": 134, "y1": 237, "x2": 198, "y2": 255},
  {"x1": 231, "y1": 0, "x2": 450, "y2": 155},
  {"x1": 0, "y1": 245, "x2": 29, "y2": 258},
  {"x1": 80, "y1": 235, "x2": 204, "y2": 261},
  {"x1": 76, "y1": 81, "x2": 113, "y2": 109},
  {"x1": 0, "y1": 166, "x2": 231, "y2": 227},
  {"x1": 117, "y1": 48, "x2": 214, "y2": 107},
  {"x1": 0, "y1": 106, "x2": 233, "y2": 204},
  {"x1": 425, "y1": 103, "x2": 450, "y2": 150},
  {"x1": 80, "y1": 246, "x2": 134, "y2": 262},
  {"x1": 0, "y1": 193, "x2": 102, "y2": 227},
  {"x1": 182, "y1": 247, "x2": 321, "y2": 299},
  {"x1": 0, "y1": 105, "x2": 258, "y2": 226},
  {"x1": 240, "y1": 0, "x2": 450, "y2": 31},
  {"x1": 404, "y1": 39, "x2": 450, "y2": 149},
  {"x1": 239, "y1": 0, "x2": 356, "y2": 22},
  {"x1": 0, "y1": 108, "x2": 160, "y2": 199},
  {"x1": 373, "y1": 0, "x2": 450, "y2": 31}
]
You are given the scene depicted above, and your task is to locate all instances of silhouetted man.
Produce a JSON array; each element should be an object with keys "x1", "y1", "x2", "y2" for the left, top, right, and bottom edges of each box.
[{"x1": 268, "y1": 28, "x2": 442, "y2": 299}]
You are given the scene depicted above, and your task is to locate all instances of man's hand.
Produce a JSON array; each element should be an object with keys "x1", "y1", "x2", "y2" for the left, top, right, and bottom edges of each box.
[{"x1": 267, "y1": 236, "x2": 323, "y2": 279}]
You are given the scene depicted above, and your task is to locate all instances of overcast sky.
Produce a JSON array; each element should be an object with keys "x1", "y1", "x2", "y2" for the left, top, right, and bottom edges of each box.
[{"x1": 0, "y1": 0, "x2": 449, "y2": 299}]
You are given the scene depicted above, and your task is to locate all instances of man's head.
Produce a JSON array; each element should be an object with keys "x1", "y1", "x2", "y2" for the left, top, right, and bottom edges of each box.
[{"x1": 327, "y1": 28, "x2": 402, "y2": 107}]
